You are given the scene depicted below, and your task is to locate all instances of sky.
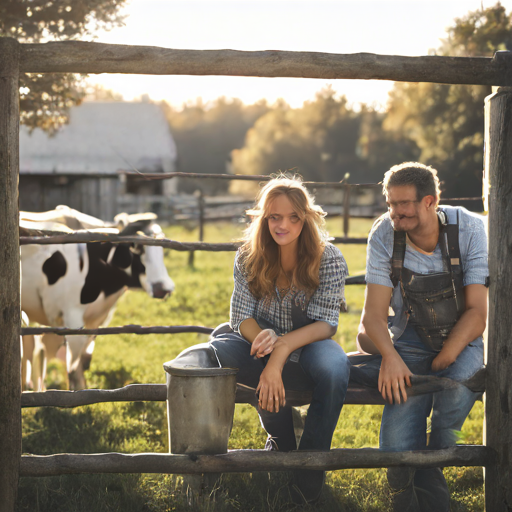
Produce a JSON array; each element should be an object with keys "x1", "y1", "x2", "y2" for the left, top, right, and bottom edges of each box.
[{"x1": 86, "y1": 0, "x2": 512, "y2": 110}]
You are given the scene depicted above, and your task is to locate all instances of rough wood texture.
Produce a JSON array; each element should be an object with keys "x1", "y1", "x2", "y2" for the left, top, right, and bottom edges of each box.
[
  {"x1": 20, "y1": 232, "x2": 241, "y2": 251},
  {"x1": 120, "y1": 171, "x2": 380, "y2": 189},
  {"x1": 19, "y1": 446, "x2": 493, "y2": 477},
  {"x1": 0, "y1": 37, "x2": 20, "y2": 512},
  {"x1": 484, "y1": 86, "x2": 512, "y2": 512},
  {"x1": 21, "y1": 324, "x2": 214, "y2": 337},
  {"x1": 18, "y1": 42, "x2": 512, "y2": 86},
  {"x1": 21, "y1": 384, "x2": 168, "y2": 408},
  {"x1": 19, "y1": 232, "x2": 368, "y2": 248},
  {"x1": 21, "y1": 369, "x2": 486, "y2": 408}
]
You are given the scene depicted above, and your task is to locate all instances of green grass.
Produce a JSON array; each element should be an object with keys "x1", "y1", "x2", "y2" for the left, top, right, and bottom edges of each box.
[{"x1": 18, "y1": 218, "x2": 484, "y2": 511}]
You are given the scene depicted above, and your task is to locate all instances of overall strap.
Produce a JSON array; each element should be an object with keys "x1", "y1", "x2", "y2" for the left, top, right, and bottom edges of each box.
[
  {"x1": 391, "y1": 230, "x2": 406, "y2": 287},
  {"x1": 444, "y1": 209, "x2": 462, "y2": 273}
]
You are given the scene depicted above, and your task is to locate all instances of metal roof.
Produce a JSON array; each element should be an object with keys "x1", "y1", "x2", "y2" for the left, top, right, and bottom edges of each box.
[{"x1": 19, "y1": 101, "x2": 177, "y2": 175}]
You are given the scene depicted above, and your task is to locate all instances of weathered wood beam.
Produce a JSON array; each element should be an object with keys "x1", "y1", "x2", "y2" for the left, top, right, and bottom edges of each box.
[
  {"x1": 21, "y1": 368, "x2": 486, "y2": 408},
  {"x1": 21, "y1": 384, "x2": 167, "y2": 408},
  {"x1": 19, "y1": 232, "x2": 368, "y2": 248},
  {"x1": 21, "y1": 324, "x2": 214, "y2": 337},
  {"x1": 0, "y1": 37, "x2": 21, "y2": 512},
  {"x1": 19, "y1": 232, "x2": 241, "y2": 250},
  {"x1": 19, "y1": 446, "x2": 493, "y2": 477},
  {"x1": 18, "y1": 42, "x2": 512, "y2": 86},
  {"x1": 484, "y1": 86, "x2": 512, "y2": 511},
  {"x1": 120, "y1": 171, "x2": 381, "y2": 188}
]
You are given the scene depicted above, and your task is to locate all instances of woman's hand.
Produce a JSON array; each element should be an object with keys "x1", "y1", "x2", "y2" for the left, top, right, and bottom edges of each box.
[
  {"x1": 378, "y1": 352, "x2": 412, "y2": 404},
  {"x1": 256, "y1": 363, "x2": 286, "y2": 413},
  {"x1": 251, "y1": 329, "x2": 279, "y2": 358}
]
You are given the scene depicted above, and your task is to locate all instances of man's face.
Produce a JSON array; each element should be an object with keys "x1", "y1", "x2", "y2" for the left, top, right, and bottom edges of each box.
[{"x1": 386, "y1": 185, "x2": 433, "y2": 232}]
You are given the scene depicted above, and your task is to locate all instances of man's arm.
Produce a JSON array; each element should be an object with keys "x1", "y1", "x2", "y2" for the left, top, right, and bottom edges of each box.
[
  {"x1": 431, "y1": 284, "x2": 487, "y2": 372},
  {"x1": 361, "y1": 283, "x2": 412, "y2": 404}
]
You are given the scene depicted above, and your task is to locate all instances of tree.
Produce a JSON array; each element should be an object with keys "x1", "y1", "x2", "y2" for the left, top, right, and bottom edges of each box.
[
  {"x1": 163, "y1": 98, "x2": 269, "y2": 194},
  {"x1": 230, "y1": 87, "x2": 365, "y2": 195},
  {"x1": 383, "y1": 3, "x2": 512, "y2": 201},
  {"x1": 0, "y1": 0, "x2": 127, "y2": 132}
]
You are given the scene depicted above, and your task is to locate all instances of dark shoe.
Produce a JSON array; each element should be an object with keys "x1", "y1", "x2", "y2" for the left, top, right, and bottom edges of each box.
[
  {"x1": 387, "y1": 467, "x2": 415, "y2": 491},
  {"x1": 288, "y1": 470, "x2": 325, "y2": 505},
  {"x1": 414, "y1": 468, "x2": 450, "y2": 512},
  {"x1": 388, "y1": 467, "x2": 421, "y2": 512}
]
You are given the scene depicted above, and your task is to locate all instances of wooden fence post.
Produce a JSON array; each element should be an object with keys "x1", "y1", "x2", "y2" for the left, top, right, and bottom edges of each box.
[
  {"x1": 484, "y1": 82, "x2": 512, "y2": 511},
  {"x1": 188, "y1": 190, "x2": 205, "y2": 267},
  {"x1": 0, "y1": 37, "x2": 21, "y2": 512},
  {"x1": 343, "y1": 184, "x2": 351, "y2": 237}
]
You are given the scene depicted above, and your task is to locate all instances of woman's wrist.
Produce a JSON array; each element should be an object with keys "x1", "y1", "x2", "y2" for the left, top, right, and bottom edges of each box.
[{"x1": 268, "y1": 339, "x2": 291, "y2": 369}]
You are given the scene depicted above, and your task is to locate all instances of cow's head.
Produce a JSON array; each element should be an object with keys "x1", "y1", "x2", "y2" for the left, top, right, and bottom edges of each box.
[{"x1": 116, "y1": 213, "x2": 175, "y2": 299}]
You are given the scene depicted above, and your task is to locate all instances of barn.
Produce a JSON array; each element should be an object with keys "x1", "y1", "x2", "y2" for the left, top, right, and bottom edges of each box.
[{"x1": 19, "y1": 100, "x2": 178, "y2": 221}]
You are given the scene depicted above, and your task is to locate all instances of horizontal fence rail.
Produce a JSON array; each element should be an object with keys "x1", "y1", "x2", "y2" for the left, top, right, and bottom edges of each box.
[
  {"x1": 19, "y1": 232, "x2": 369, "y2": 248},
  {"x1": 21, "y1": 368, "x2": 485, "y2": 408},
  {"x1": 21, "y1": 385, "x2": 167, "y2": 408},
  {"x1": 21, "y1": 324, "x2": 214, "y2": 337},
  {"x1": 21, "y1": 384, "x2": 384, "y2": 408},
  {"x1": 20, "y1": 446, "x2": 494, "y2": 477},
  {"x1": 121, "y1": 172, "x2": 380, "y2": 188},
  {"x1": 18, "y1": 42, "x2": 512, "y2": 86}
]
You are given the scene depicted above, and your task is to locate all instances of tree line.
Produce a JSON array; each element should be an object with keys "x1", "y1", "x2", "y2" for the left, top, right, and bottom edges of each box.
[
  {"x1": 162, "y1": 3, "x2": 512, "y2": 203},
  {"x1": 3, "y1": 1, "x2": 511, "y2": 203}
]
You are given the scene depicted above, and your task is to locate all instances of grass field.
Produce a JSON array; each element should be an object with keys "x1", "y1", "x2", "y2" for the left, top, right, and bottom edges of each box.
[{"x1": 18, "y1": 218, "x2": 484, "y2": 511}]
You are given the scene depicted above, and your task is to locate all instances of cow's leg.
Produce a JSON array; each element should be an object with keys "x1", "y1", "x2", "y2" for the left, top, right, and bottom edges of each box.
[
  {"x1": 32, "y1": 335, "x2": 47, "y2": 392},
  {"x1": 80, "y1": 336, "x2": 96, "y2": 372},
  {"x1": 21, "y1": 335, "x2": 34, "y2": 390},
  {"x1": 66, "y1": 334, "x2": 90, "y2": 390},
  {"x1": 43, "y1": 332, "x2": 64, "y2": 361}
]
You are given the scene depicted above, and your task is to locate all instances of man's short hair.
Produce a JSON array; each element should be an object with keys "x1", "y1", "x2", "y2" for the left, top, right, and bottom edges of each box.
[{"x1": 382, "y1": 162, "x2": 441, "y2": 201}]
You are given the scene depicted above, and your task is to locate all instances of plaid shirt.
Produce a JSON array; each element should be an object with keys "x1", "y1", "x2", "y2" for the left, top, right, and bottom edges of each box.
[{"x1": 230, "y1": 243, "x2": 348, "y2": 335}]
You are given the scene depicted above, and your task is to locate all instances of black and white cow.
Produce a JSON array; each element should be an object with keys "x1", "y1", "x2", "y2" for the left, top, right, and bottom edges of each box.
[{"x1": 21, "y1": 208, "x2": 175, "y2": 390}]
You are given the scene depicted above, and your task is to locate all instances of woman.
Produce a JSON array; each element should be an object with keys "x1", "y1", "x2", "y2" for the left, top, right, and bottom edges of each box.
[{"x1": 209, "y1": 175, "x2": 350, "y2": 504}]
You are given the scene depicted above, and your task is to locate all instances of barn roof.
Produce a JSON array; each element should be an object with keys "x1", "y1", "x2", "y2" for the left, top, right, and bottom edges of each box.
[{"x1": 19, "y1": 101, "x2": 177, "y2": 175}]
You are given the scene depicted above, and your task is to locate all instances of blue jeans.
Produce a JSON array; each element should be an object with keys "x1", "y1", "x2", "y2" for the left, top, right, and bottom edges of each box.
[
  {"x1": 210, "y1": 327, "x2": 350, "y2": 452},
  {"x1": 350, "y1": 324, "x2": 483, "y2": 450}
]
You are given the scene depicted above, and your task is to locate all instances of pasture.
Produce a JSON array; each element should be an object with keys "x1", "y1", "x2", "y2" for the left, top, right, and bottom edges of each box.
[{"x1": 18, "y1": 218, "x2": 484, "y2": 511}]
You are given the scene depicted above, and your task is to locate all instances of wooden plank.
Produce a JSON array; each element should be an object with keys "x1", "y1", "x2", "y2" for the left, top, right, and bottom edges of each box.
[
  {"x1": 484, "y1": 85, "x2": 512, "y2": 511},
  {"x1": 19, "y1": 43, "x2": 512, "y2": 86},
  {"x1": 21, "y1": 384, "x2": 167, "y2": 408},
  {"x1": 21, "y1": 324, "x2": 214, "y2": 337},
  {"x1": 120, "y1": 171, "x2": 380, "y2": 188},
  {"x1": 19, "y1": 446, "x2": 493, "y2": 477},
  {"x1": 18, "y1": 232, "x2": 369, "y2": 248},
  {"x1": 0, "y1": 37, "x2": 20, "y2": 512},
  {"x1": 20, "y1": 370, "x2": 486, "y2": 408}
]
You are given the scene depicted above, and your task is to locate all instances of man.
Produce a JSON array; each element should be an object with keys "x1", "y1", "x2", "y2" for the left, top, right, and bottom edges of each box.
[{"x1": 353, "y1": 162, "x2": 488, "y2": 512}]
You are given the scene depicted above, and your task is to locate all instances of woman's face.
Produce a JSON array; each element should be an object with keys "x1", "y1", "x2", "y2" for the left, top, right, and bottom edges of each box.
[{"x1": 267, "y1": 194, "x2": 304, "y2": 250}]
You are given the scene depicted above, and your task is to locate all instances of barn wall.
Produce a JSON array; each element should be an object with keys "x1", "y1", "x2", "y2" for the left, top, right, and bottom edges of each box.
[{"x1": 19, "y1": 175, "x2": 120, "y2": 221}]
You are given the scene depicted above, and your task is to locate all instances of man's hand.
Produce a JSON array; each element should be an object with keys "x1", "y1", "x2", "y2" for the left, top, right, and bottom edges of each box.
[
  {"x1": 431, "y1": 348, "x2": 457, "y2": 373},
  {"x1": 256, "y1": 364, "x2": 286, "y2": 412},
  {"x1": 379, "y1": 352, "x2": 413, "y2": 404},
  {"x1": 251, "y1": 329, "x2": 279, "y2": 358}
]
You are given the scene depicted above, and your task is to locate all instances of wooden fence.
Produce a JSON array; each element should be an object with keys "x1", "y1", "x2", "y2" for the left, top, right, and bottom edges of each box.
[{"x1": 1, "y1": 39, "x2": 512, "y2": 512}]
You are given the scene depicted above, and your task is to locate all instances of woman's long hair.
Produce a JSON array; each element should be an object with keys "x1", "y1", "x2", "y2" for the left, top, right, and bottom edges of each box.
[{"x1": 240, "y1": 175, "x2": 328, "y2": 299}]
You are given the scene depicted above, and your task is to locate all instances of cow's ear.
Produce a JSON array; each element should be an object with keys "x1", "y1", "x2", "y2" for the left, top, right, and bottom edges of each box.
[{"x1": 111, "y1": 245, "x2": 132, "y2": 269}]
